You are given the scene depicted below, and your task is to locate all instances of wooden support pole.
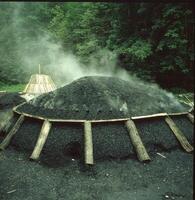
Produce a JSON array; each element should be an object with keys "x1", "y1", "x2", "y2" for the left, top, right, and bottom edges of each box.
[
  {"x1": 187, "y1": 113, "x2": 194, "y2": 124},
  {"x1": 84, "y1": 121, "x2": 94, "y2": 165},
  {"x1": 125, "y1": 119, "x2": 151, "y2": 162},
  {"x1": 0, "y1": 114, "x2": 13, "y2": 134},
  {"x1": 165, "y1": 116, "x2": 193, "y2": 152},
  {"x1": 0, "y1": 117, "x2": 13, "y2": 134},
  {"x1": 30, "y1": 120, "x2": 51, "y2": 160},
  {"x1": 39, "y1": 64, "x2": 41, "y2": 74},
  {"x1": 0, "y1": 115, "x2": 24, "y2": 150}
]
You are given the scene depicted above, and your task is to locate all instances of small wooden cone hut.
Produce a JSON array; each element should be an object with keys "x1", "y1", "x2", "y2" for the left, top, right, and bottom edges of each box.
[{"x1": 23, "y1": 64, "x2": 56, "y2": 95}]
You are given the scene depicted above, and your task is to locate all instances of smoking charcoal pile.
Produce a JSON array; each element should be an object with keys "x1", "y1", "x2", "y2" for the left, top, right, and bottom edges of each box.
[
  {"x1": 0, "y1": 92, "x2": 25, "y2": 110},
  {"x1": 3, "y1": 76, "x2": 193, "y2": 164}
]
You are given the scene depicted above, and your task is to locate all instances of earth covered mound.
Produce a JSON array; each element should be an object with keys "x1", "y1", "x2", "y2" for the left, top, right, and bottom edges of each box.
[
  {"x1": 16, "y1": 76, "x2": 186, "y2": 120},
  {"x1": 2, "y1": 77, "x2": 193, "y2": 162},
  {"x1": 0, "y1": 92, "x2": 25, "y2": 109}
]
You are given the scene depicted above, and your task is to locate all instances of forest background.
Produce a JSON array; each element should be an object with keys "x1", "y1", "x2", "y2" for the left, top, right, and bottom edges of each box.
[{"x1": 0, "y1": 2, "x2": 194, "y2": 92}]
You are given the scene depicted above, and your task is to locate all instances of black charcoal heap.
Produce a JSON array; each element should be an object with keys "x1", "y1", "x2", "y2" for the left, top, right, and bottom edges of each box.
[
  {"x1": 17, "y1": 76, "x2": 186, "y2": 120},
  {"x1": 0, "y1": 92, "x2": 25, "y2": 109},
  {"x1": 8, "y1": 76, "x2": 193, "y2": 164}
]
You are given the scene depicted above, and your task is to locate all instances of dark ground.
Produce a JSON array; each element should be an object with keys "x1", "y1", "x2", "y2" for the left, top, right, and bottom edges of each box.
[
  {"x1": 0, "y1": 147, "x2": 193, "y2": 200},
  {"x1": 0, "y1": 78, "x2": 194, "y2": 200},
  {"x1": 0, "y1": 92, "x2": 25, "y2": 110}
]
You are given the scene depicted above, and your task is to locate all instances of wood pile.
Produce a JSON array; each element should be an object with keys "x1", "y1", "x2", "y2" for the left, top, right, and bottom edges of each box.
[{"x1": 23, "y1": 74, "x2": 56, "y2": 95}]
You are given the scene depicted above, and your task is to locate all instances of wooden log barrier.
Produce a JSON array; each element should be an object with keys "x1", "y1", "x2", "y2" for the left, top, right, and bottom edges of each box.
[
  {"x1": 84, "y1": 121, "x2": 94, "y2": 165},
  {"x1": 0, "y1": 112, "x2": 14, "y2": 134},
  {"x1": 0, "y1": 114, "x2": 24, "y2": 150},
  {"x1": 0, "y1": 119, "x2": 8, "y2": 134},
  {"x1": 187, "y1": 113, "x2": 194, "y2": 124},
  {"x1": 165, "y1": 116, "x2": 193, "y2": 152},
  {"x1": 30, "y1": 120, "x2": 51, "y2": 160},
  {"x1": 0, "y1": 110, "x2": 14, "y2": 134},
  {"x1": 125, "y1": 119, "x2": 151, "y2": 162}
]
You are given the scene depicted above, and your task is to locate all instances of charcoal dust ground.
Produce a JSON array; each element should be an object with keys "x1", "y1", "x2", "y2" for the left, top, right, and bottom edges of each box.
[
  {"x1": 0, "y1": 147, "x2": 193, "y2": 200},
  {"x1": 0, "y1": 77, "x2": 194, "y2": 200}
]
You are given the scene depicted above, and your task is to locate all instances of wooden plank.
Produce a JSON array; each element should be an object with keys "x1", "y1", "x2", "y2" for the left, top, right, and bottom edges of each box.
[
  {"x1": 165, "y1": 116, "x2": 193, "y2": 152},
  {"x1": 125, "y1": 119, "x2": 151, "y2": 162},
  {"x1": 84, "y1": 121, "x2": 94, "y2": 165},
  {"x1": 30, "y1": 120, "x2": 51, "y2": 160},
  {"x1": 12, "y1": 107, "x2": 192, "y2": 124},
  {"x1": 187, "y1": 113, "x2": 194, "y2": 123},
  {"x1": 90, "y1": 118, "x2": 129, "y2": 123},
  {"x1": 50, "y1": 118, "x2": 85, "y2": 123},
  {"x1": 0, "y1": 115, "x2": 24, "y2": 150},
  {"x1": 14, "y1": 110, "x2": 47, "y2": 121},
  {"x1": 168, "y1": 112, "x2": 189, "y2": 116},
  {"x1": 132, "y1": 113, "x2": 167, "y2": 120}
]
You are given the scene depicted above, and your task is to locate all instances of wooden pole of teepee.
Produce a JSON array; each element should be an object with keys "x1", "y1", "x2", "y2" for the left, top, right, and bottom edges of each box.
[{"x1": 39, "y1": 64, "x2": 41, "y2": 74}]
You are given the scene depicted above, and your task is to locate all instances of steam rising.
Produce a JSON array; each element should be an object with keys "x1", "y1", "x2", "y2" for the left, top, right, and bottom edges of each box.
[
  {"x1": 8, "y1": 2, "x2": 184, "y2": 109},
  {"x1": 10, "y1": 3, "x2": 136, "y2": 86}
]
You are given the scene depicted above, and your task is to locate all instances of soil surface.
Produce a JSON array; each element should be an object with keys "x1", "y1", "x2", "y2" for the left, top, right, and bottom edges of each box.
[{"x1": 0, "y1": 147, "x2": 193, "y2": 200}]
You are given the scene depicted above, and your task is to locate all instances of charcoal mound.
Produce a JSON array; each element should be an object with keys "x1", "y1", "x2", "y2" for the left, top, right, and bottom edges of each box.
[
  {"x1": 16, "y1": 76, "x2": 186, "y2": 120},
  {"x1": 0, "y1": 92, "x2": 26, "y2": 109},
  {"x1": 5, "y1": 76, "x2": 193, "y2": 165}
]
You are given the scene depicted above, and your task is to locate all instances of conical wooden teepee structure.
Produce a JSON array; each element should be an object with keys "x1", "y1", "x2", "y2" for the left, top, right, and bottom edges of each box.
[{"x1": 23, "y1": 64, "x2": 56, "y2": 95}]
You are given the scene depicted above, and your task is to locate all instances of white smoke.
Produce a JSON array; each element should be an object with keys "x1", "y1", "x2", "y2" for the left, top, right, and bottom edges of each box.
[{"x1": 8, "y1": 2, "x2": 185, "y2": 111}]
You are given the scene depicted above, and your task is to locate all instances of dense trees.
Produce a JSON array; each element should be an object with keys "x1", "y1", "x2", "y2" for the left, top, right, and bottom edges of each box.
[{"x1": 0, "y1": 2, "x2": 194, "y2": 90}]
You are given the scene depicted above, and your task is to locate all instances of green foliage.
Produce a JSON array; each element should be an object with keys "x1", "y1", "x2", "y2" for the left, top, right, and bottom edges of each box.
[
  {"x1": 123, "y1": 40, "x2": 152, "y2": 61},
  {"x1": 0, "y1": 2, "x2": 194, "y2": 90},
  {"x1": 0, "y1": 83, "x2": 25, "y2": 92}
]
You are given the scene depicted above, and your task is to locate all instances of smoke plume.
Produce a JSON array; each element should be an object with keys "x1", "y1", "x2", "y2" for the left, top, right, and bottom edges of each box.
[{"x1": 7, "y1": 2, "x2": 185, "y2": 110}]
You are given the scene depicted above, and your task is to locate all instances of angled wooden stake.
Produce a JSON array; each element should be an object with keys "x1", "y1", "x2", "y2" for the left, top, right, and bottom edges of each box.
[
  {"x1": 165, "y1": 116, "x2": 193, "y2": 152},
  {"x1": 30, "y1": 120, "x2": 51, "y2": 160},
  {"x1": 125, "y1": 119, "x2": 151, "y2": 162},
  {"x1": 0, "y1": 112, "x2": 14, "y2": 134},
  {"x1": 187, "y1": 113, "x2": 194, "y2": 124},
  {"x1": 39, "y1": 64, "x2": 41, "y2": 74},
  {"x1": 84, "y1": 121, "x2": 94, "y2": 165},
  {"x1": 0, "y1": 115, "x2": 24, "y2": 150}
]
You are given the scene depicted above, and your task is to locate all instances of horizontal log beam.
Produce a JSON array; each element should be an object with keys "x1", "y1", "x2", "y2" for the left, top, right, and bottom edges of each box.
[
  {"x1": 168, "y1": 112, "x2": 189, "y2": 116},
  {"x1": 14, "y1": 110, "x2": 46, "y2": 121},
  {"x1": 12, "y1": 103, "x2": 191, "y2": 124},
  {"x1": 131, "y1": 113, "x2": 168, "y2": 120}
]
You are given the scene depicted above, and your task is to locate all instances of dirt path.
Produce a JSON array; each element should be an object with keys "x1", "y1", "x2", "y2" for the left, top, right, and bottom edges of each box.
[{"x1": 0, "y1": 148, "x2": 193, "y2": 200}]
